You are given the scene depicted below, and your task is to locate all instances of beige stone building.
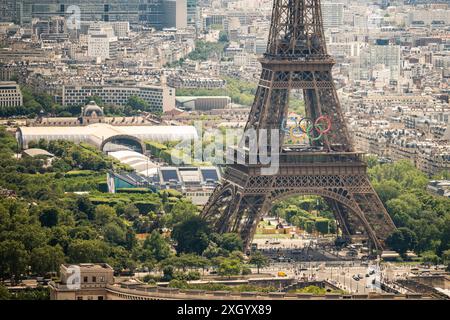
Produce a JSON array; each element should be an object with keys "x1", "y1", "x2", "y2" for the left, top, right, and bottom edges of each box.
[
  {"x1": 416, "y1": 144, "x2": 450, "y2": 176},
  {"x1": 0, "y1": 81, "x2": 23, "y2": 108},
  {"x1": 49, "y1": 263, "x2": 114, "y2": 300}
]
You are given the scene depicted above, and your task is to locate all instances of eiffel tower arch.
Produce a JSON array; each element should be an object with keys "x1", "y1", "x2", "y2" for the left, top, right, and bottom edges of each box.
[{"x1": 202, "y1": 0, "x2": 396, "y2": 252}]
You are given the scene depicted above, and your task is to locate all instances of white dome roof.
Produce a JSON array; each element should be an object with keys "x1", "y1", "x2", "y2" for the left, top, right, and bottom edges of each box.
[{"x1": 83, "y1": 101, "x2": 104, "y2": 117}]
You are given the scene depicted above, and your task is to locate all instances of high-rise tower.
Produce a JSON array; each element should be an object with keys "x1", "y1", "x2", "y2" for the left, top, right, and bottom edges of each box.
[{"x1": 202, "y1": 0, "x2": 396, "y2": 252}]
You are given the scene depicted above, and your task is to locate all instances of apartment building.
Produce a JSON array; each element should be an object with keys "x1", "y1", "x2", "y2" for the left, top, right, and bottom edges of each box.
[
  {"x1": 0, "y1": 81, "x2": 23, "y2": 108},
  {"x1": 416, "y1": 144, "x2": 450, "y2": 176},
  {"x1": 322, "y1": 2, "x2": 344, "y2": 29},
  {"x1": 62, "y1": 85, "x2": 175, "y2": 113},
  {"x1": 87, "y1": 33, "x2": 118, "y2": 61}
]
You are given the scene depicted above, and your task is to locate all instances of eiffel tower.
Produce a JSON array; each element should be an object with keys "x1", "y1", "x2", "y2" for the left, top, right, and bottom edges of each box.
[{"x1": 202, "y1": 0, "x2": 396, "y2": 252}]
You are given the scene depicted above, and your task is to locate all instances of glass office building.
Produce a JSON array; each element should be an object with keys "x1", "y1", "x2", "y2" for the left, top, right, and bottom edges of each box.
[
  {"x1": 14, "y1": 0, "x2": 168, "y2": 29},
  {"x1": 187, "y1": 0, "x2": 198, "y2": 27}
]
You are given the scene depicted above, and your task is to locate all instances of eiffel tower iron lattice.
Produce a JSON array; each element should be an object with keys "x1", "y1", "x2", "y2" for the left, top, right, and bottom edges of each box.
[{"x1": 201, "y1": 0, "x2": 396, "y2": 252}]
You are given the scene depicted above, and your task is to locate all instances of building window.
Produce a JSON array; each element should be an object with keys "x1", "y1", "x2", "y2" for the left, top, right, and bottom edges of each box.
[
  {"x1": 77, "y1": 296, "x2": 83, "y2": 300},
  {"x1": 92, "y1": 276, "x2": 96, "y2": 283},
  {"x1": 83, "y1": 276, "x2": 88, "y2": 283},
  {"x1": 98, "y1": 296, "x2": 104, "y2": 300}
]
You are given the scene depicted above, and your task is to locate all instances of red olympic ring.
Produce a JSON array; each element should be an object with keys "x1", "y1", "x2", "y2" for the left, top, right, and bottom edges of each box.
[{"x1": 315, "y1": 116, "x2": 332, "y2": 135}]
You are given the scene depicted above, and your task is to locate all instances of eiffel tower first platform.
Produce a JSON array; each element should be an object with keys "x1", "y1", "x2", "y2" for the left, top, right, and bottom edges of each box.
[{"x1": 202, "y1": 0, "x2": 396, "y2": 252}]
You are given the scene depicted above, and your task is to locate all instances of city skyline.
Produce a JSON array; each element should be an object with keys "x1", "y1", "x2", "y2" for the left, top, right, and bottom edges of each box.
[{"x1": 0, "y1": 0, "x2": 448, "y2": 305}]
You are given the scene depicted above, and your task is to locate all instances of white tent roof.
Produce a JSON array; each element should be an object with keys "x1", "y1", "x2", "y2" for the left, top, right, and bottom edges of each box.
[{"x1": 18, "y1": 123, "x2": 199, "y2": 149}]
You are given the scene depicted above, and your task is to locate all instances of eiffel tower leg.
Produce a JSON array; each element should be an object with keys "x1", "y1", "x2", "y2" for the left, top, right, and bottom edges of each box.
[
  {"x1": 334, "y1": 180, "x2": 396, "y2": 251},
  {"x1": 230, "y1": 194, "x2": 268, "y2": 250},
  {"x1": 202, "y1": 183, "x2": 240, "y2": 233},
  {"x1": 350, "y1": 189, "x2": 397, "y2": 249},
  {"x1": 203, "y1": 189, "x2": 267, "y2": 250},
  {"x1": 326, "y1": 199, "x2": 352, "y2": 237}
]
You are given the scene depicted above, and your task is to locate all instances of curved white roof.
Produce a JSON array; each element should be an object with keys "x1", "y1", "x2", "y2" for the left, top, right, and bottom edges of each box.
[
  {"x1": 18, "y1": 123, "x2": 199, "y2": 149},
  {"x1": 108, "y1": 150, "x2": 159, "y2": 177}
]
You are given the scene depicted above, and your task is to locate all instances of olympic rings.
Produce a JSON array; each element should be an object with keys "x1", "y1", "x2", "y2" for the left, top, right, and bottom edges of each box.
[{"x1": 281, "y1": 115, "x2": 332, "y2": 141}]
